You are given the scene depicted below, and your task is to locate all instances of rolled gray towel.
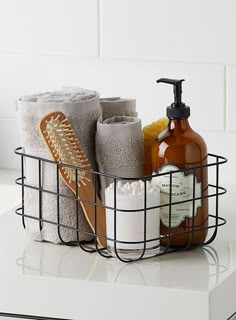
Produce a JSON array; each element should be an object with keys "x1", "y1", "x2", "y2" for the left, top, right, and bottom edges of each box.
[
  {"x1": 96, "y1": 116, "x2": 144, "y2": 201},
  {"x1": 61, "y1": 91, "x2": 137, "y2": 119},
  {"x1": 16, "y1": 89, "x2": 101, "y2": 244},
  {"x1": 100, "y1": 97, "x2": 137, "y2": 120}
]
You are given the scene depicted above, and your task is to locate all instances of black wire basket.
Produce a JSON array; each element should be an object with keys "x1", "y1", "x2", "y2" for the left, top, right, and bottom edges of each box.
[
  {"x1": 15, "y1": 147, "x2": 227, "y2": 263},
  {"x1": 0, "y1": 312, "x2": 74, "y2": 320}
]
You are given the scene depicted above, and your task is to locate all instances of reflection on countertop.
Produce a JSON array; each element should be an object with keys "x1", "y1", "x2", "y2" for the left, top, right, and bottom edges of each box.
[{"x1": 15, "y1": 238, "x2": 234, "y2": 292}]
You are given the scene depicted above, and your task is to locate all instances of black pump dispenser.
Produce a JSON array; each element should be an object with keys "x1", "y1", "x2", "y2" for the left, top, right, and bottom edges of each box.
[{"x1": 156, "y1": 78, "x2": 190, "y2": 119}]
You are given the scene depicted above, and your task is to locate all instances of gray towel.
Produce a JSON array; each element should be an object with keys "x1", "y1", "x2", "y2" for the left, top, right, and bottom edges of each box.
[
  {"x1": 61, "y1": 92, "x2": 137, "y2": 120},
  {"x1": 96, "y1": 116, "x2": 144, "y2": 201},
  {"x1": 16, "y1": 89, "x2": 101, "y2": 244},
  {"x1": 100, "y1": 97, "x2": 137, "y2": 120}
]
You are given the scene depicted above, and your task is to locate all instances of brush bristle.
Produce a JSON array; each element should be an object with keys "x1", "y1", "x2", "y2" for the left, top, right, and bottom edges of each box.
[{"x1": 44, "y1": 116, "x2": 90, "y2": 186}]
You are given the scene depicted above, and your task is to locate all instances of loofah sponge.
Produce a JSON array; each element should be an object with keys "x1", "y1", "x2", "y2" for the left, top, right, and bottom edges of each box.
[{"x1": 143, "y1": 117, "x2": 169, "y2": 175}]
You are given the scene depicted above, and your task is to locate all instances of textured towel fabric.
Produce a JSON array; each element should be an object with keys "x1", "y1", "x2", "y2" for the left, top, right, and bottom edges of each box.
[
  {"x1": 17, "y1": 89, "x2": 101, "y2": 244},
  {"x1": 100, "y1": 97, "x2": 137, "y2": 120},
  {"x1": 96, "y1": 116, "x2": 144, "y2": 202},
  {"x1": 61, "y1": 90, "x2": 137, "y2": 119}
]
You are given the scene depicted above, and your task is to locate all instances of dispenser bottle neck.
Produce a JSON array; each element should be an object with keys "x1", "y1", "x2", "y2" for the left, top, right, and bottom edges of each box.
[{"x1": 168, "y1": 118, "x2": 191, "y2": 132}]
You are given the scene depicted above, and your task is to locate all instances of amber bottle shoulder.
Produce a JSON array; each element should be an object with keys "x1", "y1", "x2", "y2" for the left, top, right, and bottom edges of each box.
[
  {"x1": 152, "y1": 119, "x2": 207, "y2": 169},
  {"x1": 156, "y1": 120, "x2": 207, "y2": 152}
]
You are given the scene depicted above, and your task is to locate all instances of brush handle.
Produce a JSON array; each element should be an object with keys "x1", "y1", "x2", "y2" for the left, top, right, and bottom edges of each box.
[
  {"x1": 59, "y1": 167, "x2": 107, "y2": 248},
  {"x1": 77, "y1": 178, "x2": 107, "y2": 247}
]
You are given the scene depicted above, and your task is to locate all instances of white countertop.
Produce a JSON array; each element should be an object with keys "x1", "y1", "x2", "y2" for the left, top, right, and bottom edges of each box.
[{"x1": 0, "y1": 170, "x2": 235, "y2": 320}]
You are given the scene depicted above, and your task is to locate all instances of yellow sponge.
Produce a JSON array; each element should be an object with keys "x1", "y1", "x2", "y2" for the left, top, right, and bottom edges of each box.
[{"x1": 143, "y1": 117, "x2": 169, "y2": 175}]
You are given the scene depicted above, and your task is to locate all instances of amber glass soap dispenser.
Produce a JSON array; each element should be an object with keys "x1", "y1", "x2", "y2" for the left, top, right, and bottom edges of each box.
[{"x1": 152, "y1": 78, "x2": 208, "y2": 247}]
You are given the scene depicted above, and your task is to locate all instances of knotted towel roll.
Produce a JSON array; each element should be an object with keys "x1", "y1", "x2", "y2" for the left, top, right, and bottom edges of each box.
[
  {"x1": 96, "y1": 116, "x2": 144, "y2": 201},
  {"x1": 17, "y1": 89, "x2": 101, "y2": 244},
  {"x1": 100, "y1": 97, "x2": 137, "y2": 120}
]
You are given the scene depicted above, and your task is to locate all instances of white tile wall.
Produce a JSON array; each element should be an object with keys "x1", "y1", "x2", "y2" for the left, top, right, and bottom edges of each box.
[
  {"x1": 226, "y1": 65, "x2": 236, "y2": 132},
  {"x1": 101, "y1": 0, "x2": 236, "y2": 64},
  {"x1": 0, "y1": 0, "x2": 98, "y2": 57},
  {"x1": 0, "y1": 55, "x2": 225, "y2": 129},
  {"x1": 0, "y1": 0, "x2": 235, "y2": 186},
  {"x1": 200, "y1": 132, "x2": 234, "y2": 186}
]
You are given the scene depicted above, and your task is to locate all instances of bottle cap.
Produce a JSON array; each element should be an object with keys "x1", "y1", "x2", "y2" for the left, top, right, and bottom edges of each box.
[{"x1": 156, "y1": 78, "x2": 190, "y2": 119}]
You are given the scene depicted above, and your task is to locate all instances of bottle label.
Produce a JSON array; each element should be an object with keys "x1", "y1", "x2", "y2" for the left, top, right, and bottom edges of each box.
[{"x1": 152, "y1": 164, "x2": 202, "y2": 228}]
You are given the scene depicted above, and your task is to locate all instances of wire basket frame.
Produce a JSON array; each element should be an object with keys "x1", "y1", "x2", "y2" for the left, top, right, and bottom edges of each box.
[
  {"x1": 15, "y1": 147, "x2": 227, "y2": 263},
  {"x1": 0, "y1": 312, "x2": 74, "y2": 320}
]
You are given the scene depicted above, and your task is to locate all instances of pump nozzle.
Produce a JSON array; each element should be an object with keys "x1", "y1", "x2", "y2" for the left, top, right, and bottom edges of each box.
[{"x1": 156, "y1": 78, "x2": 190, "y2": 119}]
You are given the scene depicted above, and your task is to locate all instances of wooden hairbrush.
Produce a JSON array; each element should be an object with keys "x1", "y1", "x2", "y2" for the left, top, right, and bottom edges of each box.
[{"x1": 39, "y1": 111, "x2": 106, "y2": 247}]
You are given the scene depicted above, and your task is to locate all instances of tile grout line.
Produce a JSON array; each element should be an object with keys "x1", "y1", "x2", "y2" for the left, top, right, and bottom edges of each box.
[
  {"x1": 0, "y1": 51, "x2": 227, "y2": 67},
  {"x1": 0, "y1": 118, "x2": 17, "y2": 121}
]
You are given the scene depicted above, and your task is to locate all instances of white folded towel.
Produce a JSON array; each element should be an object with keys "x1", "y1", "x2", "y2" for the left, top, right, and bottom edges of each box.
[{"x1": 17, "y1": 88, "x2": 101, "y2": 244}]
